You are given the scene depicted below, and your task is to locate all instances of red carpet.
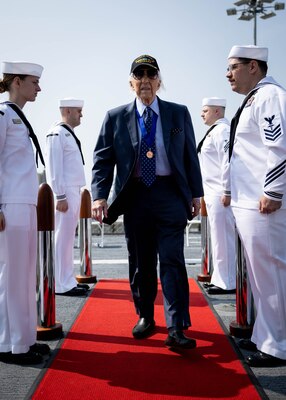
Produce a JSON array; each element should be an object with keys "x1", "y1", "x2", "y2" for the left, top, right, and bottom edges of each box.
[{"x1": 33, "y1": 280, "x2": 262, "y2": 399}]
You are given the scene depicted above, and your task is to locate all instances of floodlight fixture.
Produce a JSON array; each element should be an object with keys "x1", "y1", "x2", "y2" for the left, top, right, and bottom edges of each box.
[
  {"x1": 227, "y1": 8, "x2": 238, "y2": 15},
  {"x1": 275, "y1": 2, "x2": 285, "y2": 9},
  {"x1": 239, "y1": 11, "x2": 254, "y2": 19},
  {"x1": 234, "y1": 0, "x2": 249, "y2": 6},
  {"x1": 260, "y1": 11, "x2": 276, "y2": 17}
]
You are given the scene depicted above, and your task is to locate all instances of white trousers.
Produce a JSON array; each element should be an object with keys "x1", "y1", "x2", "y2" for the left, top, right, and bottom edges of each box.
[
  {"x1": 232, "y1": 207, "x2": 286, "y2": 359},
  {"x1": 0, "y1": 204, "x2": 37, "y2": 354},
  {"x1": 54, "y1": 187, "x2": 81, "y2": 293},
  {"x1": 205, "y1": 195, "x2": 236, "y2": 289}
]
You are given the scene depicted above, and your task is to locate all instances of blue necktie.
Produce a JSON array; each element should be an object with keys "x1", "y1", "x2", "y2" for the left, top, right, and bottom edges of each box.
[{"x1": 141, "y1": 107, "x2": 156, "y2": 186}]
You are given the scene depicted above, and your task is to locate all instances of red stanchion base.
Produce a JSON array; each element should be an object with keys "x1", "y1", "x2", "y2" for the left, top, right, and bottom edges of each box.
[
  {"x1": 76, "y1": 275, "x2": 97, "y2": 284},
  {"x1": 229, "y1": 320, "x2": 253, "y2": 339},
  {"x1": 37, "y1": 322, "x2": 63, "y2": 341},
  {"x1": 197, "y1": 274, "x2": 211, "y2": 282}
]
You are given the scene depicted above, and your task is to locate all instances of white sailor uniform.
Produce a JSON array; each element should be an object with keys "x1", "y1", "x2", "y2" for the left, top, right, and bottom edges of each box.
[
  {"x1": 230, "y1": 76, "x2": 286, "y2": 359},
  {"x1": 45, "y1": 123, "x2": 86, "y2": 293},
  {"x1": 200, "y1": 117, "x2": 236, "y2": 290},
  {"x1": 0, "y1": 103, "x2": 38, "y2": 354}
]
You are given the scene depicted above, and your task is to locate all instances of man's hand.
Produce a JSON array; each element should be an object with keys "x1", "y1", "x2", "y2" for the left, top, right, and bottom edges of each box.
[
  {"x1": 191, "y1": 198, "x2": 201, "y2": 219},
  {"x1": 259, "y1": 196, "x2": 282, "y2": 214},
  {"x1": 221, "y1": 195, "x2": 231, "y2": 207},
  {"x1": 92, "y1": 199, "x2": 108, "y2": 224},
  {"x1": 0, "y1": 211, "x2": 5, "y2": 231},
  {"x1": 56, "y1": 199, "x2": 68, "y2": 212}
]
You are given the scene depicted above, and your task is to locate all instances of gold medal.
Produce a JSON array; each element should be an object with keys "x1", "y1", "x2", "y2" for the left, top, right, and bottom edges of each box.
[{"x1": 146, "y1": 150, "x2": 154, "y2": 159}]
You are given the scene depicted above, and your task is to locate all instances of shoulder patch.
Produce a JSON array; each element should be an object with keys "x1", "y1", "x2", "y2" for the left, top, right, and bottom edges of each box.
[
  {"x1": 12, "y1": 118, "x2": 22, "y2": 124},
  {"x1": 245, "y1": 95, "x2": 255, "y2": 108}
]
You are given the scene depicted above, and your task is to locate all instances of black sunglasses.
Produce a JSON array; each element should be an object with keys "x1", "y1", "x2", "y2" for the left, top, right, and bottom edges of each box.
[{"x1": 132, "y1": 69, "x2": 158, "y2": 80}]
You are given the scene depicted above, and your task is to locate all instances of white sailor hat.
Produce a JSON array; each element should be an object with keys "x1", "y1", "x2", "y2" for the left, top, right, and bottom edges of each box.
[
  {"x1": 59, "y1": 98, "x2": 84, "y2": 108},
  {"x1": 228, "y1": 45, "x2": 268, "y2": 62},
  {"x1": 1, "y1": 61, "x2": 43, "y2": 77},
  {"x1": 202, "y1": 97, "x2": 226, "y2": 107}
]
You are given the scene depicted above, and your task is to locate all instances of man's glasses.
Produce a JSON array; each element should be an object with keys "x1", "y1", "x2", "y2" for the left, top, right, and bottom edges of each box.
[
  {"x1": 132, "y1": 69, "x2": 158, "y2": 80},
  {"x1": 227, "y1": 61, "x2": 251, "y2": 72}
]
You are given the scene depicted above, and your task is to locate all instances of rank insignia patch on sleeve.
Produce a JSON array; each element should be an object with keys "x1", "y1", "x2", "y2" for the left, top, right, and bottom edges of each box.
[{"x1": 264, "y1": 115, "x2": 281, "y2": 142}]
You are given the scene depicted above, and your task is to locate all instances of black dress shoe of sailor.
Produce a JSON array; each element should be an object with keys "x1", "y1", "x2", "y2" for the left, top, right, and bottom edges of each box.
[
  {"x1": 246, "y1": 351, "x2": 286, "y2": 367},
  {"x1": 238, "y1": 338, "x2": 257, "y2": 352},
  {"x1": 56, "y1": 287, "x2": 87, "y2": 296},
  {"x1": 7, "y1": 350, "x2": 43, "y2": 365},
  {"x1": 165, "y1": 330, "x2": 197, "y2": 350},
  {"x1": 206, "y1": 285, "x2": 236, "y2": 295},
  {"x1": 0, "y1": 352, "x2": 12, "y2": 362},
  {"x1": 132, "y1": 318, "x2": 155, "y2": 339},
  {"x1": 30, "y1": 343, "x2": 51, "y2": 355}
]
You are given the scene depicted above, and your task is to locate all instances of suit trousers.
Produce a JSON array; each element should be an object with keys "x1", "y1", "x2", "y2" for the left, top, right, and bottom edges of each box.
[
  {"x1": 0, "y1": 204, "x2": 37, "y2": 354},
  {"x1": 123, "y1": 177, "x2": 191, "y2": 329},
  {"x1": 232, "y1": 206, "x2": 286, "y2": 360},
  {"x1": 54, "y1": 186, "x2": 81, "y2": 293}
]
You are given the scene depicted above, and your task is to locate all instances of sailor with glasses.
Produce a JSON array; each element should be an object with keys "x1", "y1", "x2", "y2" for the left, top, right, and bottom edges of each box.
[
  {"x1": 224, "y1": 45, "x2": 286, "y2": 367},
  {"x1": 91, "y1": 54, "x2": 203, "y2": 349}
]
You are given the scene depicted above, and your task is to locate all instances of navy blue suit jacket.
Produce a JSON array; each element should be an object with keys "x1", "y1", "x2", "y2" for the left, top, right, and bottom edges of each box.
[{"x1": 91, "y1": 97, "x2": 203, "y2": 224}]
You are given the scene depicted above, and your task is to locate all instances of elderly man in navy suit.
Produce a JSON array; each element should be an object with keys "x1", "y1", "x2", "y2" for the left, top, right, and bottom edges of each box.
[{"x1": 91, "y1": 55, "x2": 203, "y2": 349}]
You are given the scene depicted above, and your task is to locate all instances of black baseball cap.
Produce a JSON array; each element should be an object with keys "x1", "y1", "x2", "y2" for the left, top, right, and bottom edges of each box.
[{"x1": 130, "y1": 55, "x2": 160, "y2": 74}]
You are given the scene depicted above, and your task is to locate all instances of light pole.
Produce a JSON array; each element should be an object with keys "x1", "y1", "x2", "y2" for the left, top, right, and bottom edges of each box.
[{"x1": 226, "y1": 1, "x2": 285, "y2": 45}]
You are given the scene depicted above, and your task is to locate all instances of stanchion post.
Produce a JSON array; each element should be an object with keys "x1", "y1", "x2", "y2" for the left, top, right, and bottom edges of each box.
[
  {"x1": 37, "y1": 183, "x2": 63, "y2": 340},
  {"x1": 229, "y1": 230, "x2": 255, "y2": 338},
  {"x1": 197, "y1": 197, "x2": 212, "y2": 282},
  {"x1": 76, "y1": 189, "x2": 97, "y2": 284}
]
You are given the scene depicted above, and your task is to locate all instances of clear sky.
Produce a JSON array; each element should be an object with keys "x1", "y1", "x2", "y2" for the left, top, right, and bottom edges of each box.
[{"x1": 1, "y1": 0, "x2": 286, "y2": 187}]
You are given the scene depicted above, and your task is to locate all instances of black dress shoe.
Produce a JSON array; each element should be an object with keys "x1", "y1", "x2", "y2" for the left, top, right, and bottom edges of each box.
[
  {"x1": 246, "y1": 351, "x2": 286, "y2": 367},
  {"x1": 238, "y1": 338, "x2": 257, "y2": 352},
  {"x1": 6, "y1": 350, "x2": 43, "y2": 365},
  {"x1": 132, "y1": 318, "x2": 155, "y2": 339},
  {"x1": 56, "y1": 287, "x2": 87, "y2": 296},
  {"x1": 77, "y1": 283, "x2": 90, "y2": 290},
  {"x1": 30, "y1": 343, "x2": 51, "y2": 355},
  {"x1": 0, "y1": 352, "x2": 12, "y2": 362},
  {"x1": 206, "y1": 285, "x2": 236, "y2": 295},
  {"x1": 165, "y1": 330, "x2": 197, "y2": 349}
]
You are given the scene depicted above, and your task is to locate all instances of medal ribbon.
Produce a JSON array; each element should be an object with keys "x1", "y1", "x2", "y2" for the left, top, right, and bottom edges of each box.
[{"x1": 136, "y1": 108, "x2": 158, "y2": 147}]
